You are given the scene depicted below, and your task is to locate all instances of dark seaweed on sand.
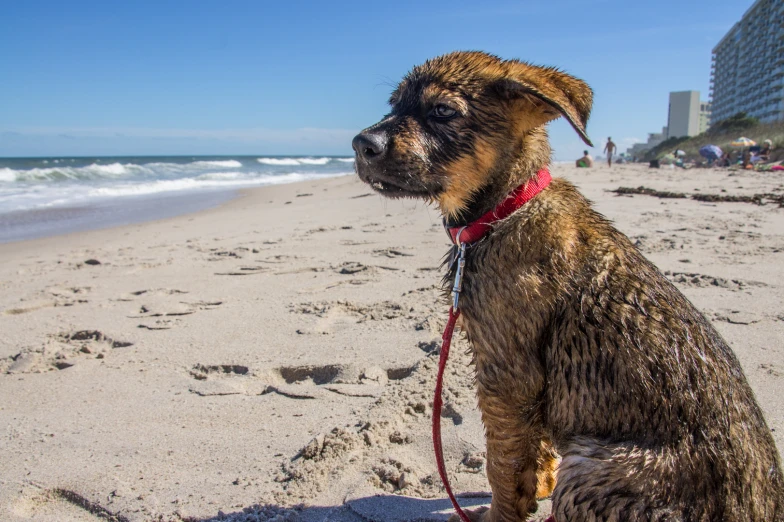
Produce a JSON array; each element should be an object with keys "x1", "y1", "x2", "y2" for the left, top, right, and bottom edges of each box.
[{"x1": 611, "y1": 186, "x2": 784, "y2": 207}]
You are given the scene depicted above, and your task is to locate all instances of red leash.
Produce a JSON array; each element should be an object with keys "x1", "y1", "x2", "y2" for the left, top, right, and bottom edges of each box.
[
  {"x1": 433, "y1": 169, "x2": 553, "y2": 522},
  {"x1": 433, "y1": 306, "x2": 470, "y2": 522}
]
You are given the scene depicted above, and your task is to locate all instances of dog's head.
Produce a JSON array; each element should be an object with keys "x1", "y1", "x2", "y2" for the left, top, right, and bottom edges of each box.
[{"x1": 353, "y1": 51, "x2": 593, "y2": 220}]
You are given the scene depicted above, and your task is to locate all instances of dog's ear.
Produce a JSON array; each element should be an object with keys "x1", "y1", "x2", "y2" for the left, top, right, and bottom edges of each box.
[{"x1": 494, "y1": 63, "x2": 593, "y2": 147}]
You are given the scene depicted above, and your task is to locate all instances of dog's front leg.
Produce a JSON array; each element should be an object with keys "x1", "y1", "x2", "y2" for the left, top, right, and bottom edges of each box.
[
  {"x1": 482, "y1": 397, "x2": 543, "y2": 522},
  {"x1": 450, "y1": 399, "x2": 542, "y2": 522}
]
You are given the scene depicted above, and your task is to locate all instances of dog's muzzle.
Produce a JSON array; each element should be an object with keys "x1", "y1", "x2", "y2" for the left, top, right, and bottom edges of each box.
[
  {"x1": 352, "y1": 125, "x2": 435, "y2": 198},
  {"x1": 352, "y1": 129, "x2": 388, "y2": 164}
]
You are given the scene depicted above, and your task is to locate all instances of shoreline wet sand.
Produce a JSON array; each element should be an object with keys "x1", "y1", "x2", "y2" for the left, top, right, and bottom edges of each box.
[
  {"x1": 0, "y1": 190, "x2": 240, "y2": 244},
  {"x1": 1, "y1": 163, "x2": 782, "y2": 521}
]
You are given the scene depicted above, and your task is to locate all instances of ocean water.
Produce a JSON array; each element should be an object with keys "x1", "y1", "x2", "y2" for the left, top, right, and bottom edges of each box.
[{"x1": 0, "y1": 155, "x2": 354, "y2": 243}]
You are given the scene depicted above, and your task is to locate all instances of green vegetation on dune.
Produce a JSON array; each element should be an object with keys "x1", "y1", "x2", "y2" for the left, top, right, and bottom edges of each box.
[
  {"x1": 705, "y1": 112, "x2": 760, "y2": 137},
  {"x1": 641, "y1": 113, "x2": 784, "y2": 163}
]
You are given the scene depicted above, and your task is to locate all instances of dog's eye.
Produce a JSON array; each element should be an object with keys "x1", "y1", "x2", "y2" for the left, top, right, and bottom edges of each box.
[{"x1": 430, "y1": 105, "x2": 458, "y2": 120}]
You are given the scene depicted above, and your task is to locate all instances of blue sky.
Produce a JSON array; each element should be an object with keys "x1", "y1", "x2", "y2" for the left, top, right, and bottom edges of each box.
[{"x1": 0, "y1": 0, "x2": 753, "y2": 160}]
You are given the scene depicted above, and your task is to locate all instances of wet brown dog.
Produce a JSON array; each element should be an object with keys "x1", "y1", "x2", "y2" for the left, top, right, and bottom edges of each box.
[{"x1": 353, "y1": 51, "x2": 783, "y2": 521}]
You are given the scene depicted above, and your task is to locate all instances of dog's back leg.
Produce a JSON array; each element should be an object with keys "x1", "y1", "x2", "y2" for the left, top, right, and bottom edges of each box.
[
  {"x1": 552, "y1": 445, "x2": 683, "y2": 522},
  {"x1": 536, "y1": 439, "x2": 559, "y2": 500}
]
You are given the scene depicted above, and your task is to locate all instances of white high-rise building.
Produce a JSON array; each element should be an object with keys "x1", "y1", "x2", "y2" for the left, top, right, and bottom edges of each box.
[
  {"x1": 710, "y1": 0, "x2": 784, "y2": 124},
  {"x1": 699, "y1": 102, "x2": 712, "y2": 134}
]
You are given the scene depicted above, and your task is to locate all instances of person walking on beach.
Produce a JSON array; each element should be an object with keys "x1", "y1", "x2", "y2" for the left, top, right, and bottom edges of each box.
[{"x1": 604, "y1": 137, "x2": 617, "y2": 167}]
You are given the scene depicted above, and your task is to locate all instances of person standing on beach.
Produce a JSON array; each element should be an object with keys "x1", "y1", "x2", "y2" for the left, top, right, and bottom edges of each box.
[{"x1": 604, "y1": 137, "x2": 617, "y2": 167}]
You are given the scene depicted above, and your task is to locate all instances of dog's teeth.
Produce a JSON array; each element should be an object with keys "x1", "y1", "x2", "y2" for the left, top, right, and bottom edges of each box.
[{"x1": 372, "y1": 182, "x2": 384, "y2": 190}]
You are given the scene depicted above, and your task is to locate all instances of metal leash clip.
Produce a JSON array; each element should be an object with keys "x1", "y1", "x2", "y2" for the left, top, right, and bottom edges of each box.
[{"x1": 452, "y1": 227, "x2": 467, "y2": 311}]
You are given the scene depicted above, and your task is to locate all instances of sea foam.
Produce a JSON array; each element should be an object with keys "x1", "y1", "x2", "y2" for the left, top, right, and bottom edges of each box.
[
  {"x1": 257, "y1": 158, "x2": 302, "y2": 166},
  {"x1": 190, "y1": 160, "x2": 243, "y2": 168},
  {"x1": 256, "y1": 157, "x2": 340, "y2": 166},
  {"x1": 0, "y1": 168, "x2": 17, "y2": 183},
  {"x1": 0, "y1": 155, "x2": 353, "y2": 214},
  {"x1": 0, "y1": 163, "x2": 151, "y2": 182},
  {"x1": 87, "y1": 172, "x2": 322, "y2": 198},
  {"x1": 297, "y1": 157, "x2": 331, "y2": 165}
]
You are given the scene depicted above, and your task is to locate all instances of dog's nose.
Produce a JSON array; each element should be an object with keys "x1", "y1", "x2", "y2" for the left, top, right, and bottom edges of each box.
[{"x1": 352, "y1": 130, "x2": 388, "y2": 162}]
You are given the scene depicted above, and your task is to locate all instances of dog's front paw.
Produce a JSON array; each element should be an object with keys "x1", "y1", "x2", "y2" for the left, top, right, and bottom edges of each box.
[{"x1": 448, "y1": 506, "x2": 491, "y2": 522}]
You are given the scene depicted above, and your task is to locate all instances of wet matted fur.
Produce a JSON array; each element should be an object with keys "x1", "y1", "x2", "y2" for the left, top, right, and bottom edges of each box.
[{"x1": 352, "y1": 51, "x2": 783, "y2": 522}]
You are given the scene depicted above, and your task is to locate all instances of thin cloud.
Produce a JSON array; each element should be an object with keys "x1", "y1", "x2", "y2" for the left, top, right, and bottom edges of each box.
[{"x1": 2, "y1": 126, "x2": 358, "y2": 144}]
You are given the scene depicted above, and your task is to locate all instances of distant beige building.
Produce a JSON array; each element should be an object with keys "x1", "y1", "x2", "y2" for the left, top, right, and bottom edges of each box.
[
  {"x1": 710, "y1": 0, "x2": 784, "y2": 124},
  {"x1": 628, "y1": 92, "x2": 710, "y2": 159},
  {"x1": 627, "y1": 127, "x2": 668, "y2": 157},
  {"x1": 667, "y1": 91, "x2": 704, "y2": 139}
]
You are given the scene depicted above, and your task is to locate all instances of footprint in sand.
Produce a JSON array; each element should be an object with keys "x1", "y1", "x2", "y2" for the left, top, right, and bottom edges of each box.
[
  {"x1": 188, "y1": 362, "x2": 341, "y2": 399},
  {"x1": 709, "y1": 310, "x2": 763, "y2": 325},
  {"x1": 632, "y1": 235, "x2": 687, "y2": 253},
  {"x1": 46, "y1": 286, "x2": 92, "y2": 305},
  {"x1": 215, "y1": 266, "x2": 270, "y2": 276},
  {"x1": 371, "y1": 248, "x2": 414, "y2": 258},
  {"x1": 193, "y1": 245, "x2": 252, "y2": 261},
  {"x1": 334, "y1": 261, "x2": 400, "y2": 275},
  {"x1": 3, "y1": 286, "x2": 92, "y2": 315},
  {"x1": 2, "y1": 330, "x2": 133, "y2": 374},
  {"x1": 124, "y1": 292, "x2": 222, "y2": 329},
  {"x1": 339, "y1": 239, "x2": 374, "y2": 246},
  {"x1": 277, "y1": 262, "x2": 391, "y2": 293},
  {"x1": 664, "y1": 271, "x2": 767, "y2": 291},
  {"x1": 187, "y1": 364, "x2": 269, "y2": 397},
  {"x1": 267, "y1": 363, "x2": 418, "y2": 399},
  {"x1": 361, "y1": 222, "x2": 386, "y2": 233},
  {"x1": 256, "y1": 254, "x2": 301, "y2": 264},
  {"x1": 115, "y1": 288, "x2": 188, "y2": 302},
  {"x1": 192, "y1": 243, "x2": 293, "y2": 261},
  {"x1": 296, "y1": 279, "x2": 370, "y2": 293},
  {"x1": 335, "y1": 261, "x2": 373, "y2": 275},
  {"x1": 276, "y1": 261, "x2": 375, "y2": 277},
  {"x1": 273, "y1": 355, "x2": 470, "y2": 502},
  {"x1": 137, "y1": 318, "x2": 184, "y2": 330},
  {"x1": 303, "y1": 226, "x2": 336, "y2": 236},
  {"x1": 11, "y1": 487, "x2": 126, "y2": 522},
  {"x1": 187, "y1": 362, "x2": 415, "y2": 400},
  {"x1": 290, "y1": 300, "x2": 407, "y2": 334}
]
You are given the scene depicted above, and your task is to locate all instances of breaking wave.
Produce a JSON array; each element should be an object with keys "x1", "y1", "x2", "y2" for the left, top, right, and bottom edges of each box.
[
  {"x1": 86, "y1": 173, "x2": 323, "y2": 198},
  {"x1": 189, "y1": 160, "x2": 243, "y2": 168},
  {"x1": 0, "y1": 155, "x2": 355, "y2": 214},
  {"x1": 256, "y1": 157, "x2": 347, "y2": 166}
]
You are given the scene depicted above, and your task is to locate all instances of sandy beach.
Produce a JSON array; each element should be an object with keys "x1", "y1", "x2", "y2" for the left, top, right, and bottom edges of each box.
[{"x1": 1, "y1": 163, "x2": 782, "y2": 522}]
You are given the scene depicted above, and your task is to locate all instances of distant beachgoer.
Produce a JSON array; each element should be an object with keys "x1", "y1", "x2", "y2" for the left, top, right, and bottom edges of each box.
[
  {"x1": 576, "y1": 150, "x2": 593, "y2": 168},
  {"x1": 742, "y1": 149, "x2": 753, "y2": 169},
  {"x1": 604, "y1": 137, "x2": 617, "y2": 166},
  {"x1": 761, "y1": 139, "x2": 773, "y2": 160}
]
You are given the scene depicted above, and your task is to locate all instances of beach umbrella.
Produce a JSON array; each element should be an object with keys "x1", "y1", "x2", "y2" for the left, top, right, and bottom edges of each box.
[
  {"x1": 731, "y1": 137, "x2": 756, "y2": 147},
  {"x1": 699, "y1": 145, "x2": 723, "y2": 160}
]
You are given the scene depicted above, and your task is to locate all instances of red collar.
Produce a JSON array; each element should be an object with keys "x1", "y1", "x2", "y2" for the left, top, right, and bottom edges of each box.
[{"x1": 446, "y1": 168, "x2": 552, "y2": 244}]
